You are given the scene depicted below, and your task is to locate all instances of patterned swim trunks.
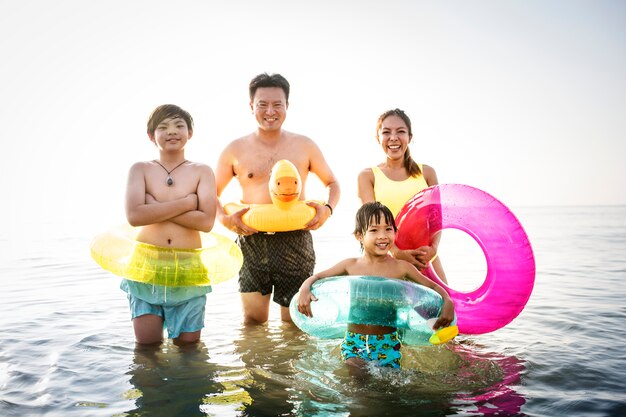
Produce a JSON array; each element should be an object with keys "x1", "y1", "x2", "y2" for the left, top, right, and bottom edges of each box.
[
  {"x1": 341, "y1": 330, "x2": 402, "y2": 368},
  {"x1": 237, "y1": 230, "x2": 315, "y2": 307}
]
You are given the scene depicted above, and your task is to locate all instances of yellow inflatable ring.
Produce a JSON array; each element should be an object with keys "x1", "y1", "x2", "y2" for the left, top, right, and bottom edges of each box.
[
  {"x1": 90, "y1": 224, "x2": 243, "y2": 287},
  {"x1": 224, "y1": 159, "x2": 323, "y2": 232}
]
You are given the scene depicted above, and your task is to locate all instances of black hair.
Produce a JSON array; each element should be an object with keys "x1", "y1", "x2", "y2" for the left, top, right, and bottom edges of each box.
[
  {"x1": 354, "y1": 202, "x2": 398, "y2": 237},
  {"x1": 249, "y1": 73, "x2": 290, "y2": 102},
  {"x1": 375, "y1": 108, "x2": 422, "y2": 177},
  {"x1": 147, "y1": 104, "x2": 193, "y2": 136}
]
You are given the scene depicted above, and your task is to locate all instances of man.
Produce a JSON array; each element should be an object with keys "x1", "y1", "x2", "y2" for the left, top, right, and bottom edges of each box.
[{"x1": 215, "y1": 73, "x2": 340, "y2": 324}]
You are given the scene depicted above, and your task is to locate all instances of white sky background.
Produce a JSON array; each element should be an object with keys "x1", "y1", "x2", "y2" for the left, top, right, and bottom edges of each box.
[{"x1": 1, "y1": 0, "x2": 625, "y2": 242}]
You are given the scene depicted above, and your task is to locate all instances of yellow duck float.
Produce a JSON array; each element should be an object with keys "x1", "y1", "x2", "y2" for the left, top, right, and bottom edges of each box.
[{"x1": 224, "y1": 159, "x2": 323, "y2": 232}]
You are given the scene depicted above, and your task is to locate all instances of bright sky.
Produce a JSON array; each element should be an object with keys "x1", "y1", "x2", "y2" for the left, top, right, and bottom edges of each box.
[{"x1": 1, "y1": 0, "x2": 625, "y2": 243}]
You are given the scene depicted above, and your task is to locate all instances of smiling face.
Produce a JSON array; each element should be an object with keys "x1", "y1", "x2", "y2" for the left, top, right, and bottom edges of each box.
[
  {"x1": 358, "y1": 217, "x2": 397, "y2": 256},
  {"x1": 354, "y1": 202, "x2": 398, "y2": 255},
  {"x1": 250, "y1": 87, "x2": 288, "y2": 131},
  {"x1": 377, "y1": 114, "x2": 412, "y2": 161},
  {"x1": 149, "y1": 117, "x2": 192, "y2": 151}
]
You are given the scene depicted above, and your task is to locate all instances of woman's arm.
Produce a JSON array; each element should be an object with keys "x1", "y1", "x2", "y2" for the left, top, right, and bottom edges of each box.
[
  {"x1": 416, "y1": 164, "x2": 448, "y2": 283},
  {"x1": 357, "y1": 168, "x2": 376, "y2": 204}
]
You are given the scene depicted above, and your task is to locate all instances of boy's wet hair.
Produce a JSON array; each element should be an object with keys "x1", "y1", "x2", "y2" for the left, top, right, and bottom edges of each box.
[
  {"x1": 249, "y1": 73, "x2": 290, "y2": 102},
  {"x1": 147, "y1": 104, "x2": 194, "y2": 136},
  {"x1": 354, "y1": 202, "x2": 398, "y2": 236},
  {"x1": 375, "y1": 108, "x2": 422, "y2": 178}
]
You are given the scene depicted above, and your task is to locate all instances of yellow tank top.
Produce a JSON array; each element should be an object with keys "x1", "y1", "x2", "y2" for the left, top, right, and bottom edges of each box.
[{"x1": 372, "y1": 165, "x2": 429, "y2": 218}]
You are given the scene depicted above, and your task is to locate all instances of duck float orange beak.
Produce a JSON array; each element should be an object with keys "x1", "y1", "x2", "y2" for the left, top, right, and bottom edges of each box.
[{"x1": 224, "y1": 160, "x2": 322, "y2": 232}]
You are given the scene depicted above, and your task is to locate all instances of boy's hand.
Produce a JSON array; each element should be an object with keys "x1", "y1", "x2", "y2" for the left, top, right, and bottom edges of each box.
[
  {"x1": 433, "y1": 300, "x2": 455, "y2": 330},
  {"x1": 186, "y1": 193, "x2": 198, "y2": 210},
  {"x1": 145, "y1": 193, "x2": 157, "y2": 204},
  {"x1": 144, "y1": 193, "x2": 198, "y2": 211},
  {"x1": 296, "y1": 286, "x2": 318, "y2": 318}
]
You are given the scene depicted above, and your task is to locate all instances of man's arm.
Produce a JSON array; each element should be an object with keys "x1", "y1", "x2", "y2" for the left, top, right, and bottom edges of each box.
[
  {"x1": 214, "y1": 144, "x2": 258, "y2": 235},
  {"x1": 304, "y1": 140, "x2": 340, "y2": 230}
]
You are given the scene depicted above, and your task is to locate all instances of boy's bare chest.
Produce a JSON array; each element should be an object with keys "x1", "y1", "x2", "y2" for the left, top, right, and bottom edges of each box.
[
  {"x1": 145, "y1": 166, "x2": 198, "y2": 200},
  {"x1": 348, "y1": 259, "x2": 404, "y2": 278}
]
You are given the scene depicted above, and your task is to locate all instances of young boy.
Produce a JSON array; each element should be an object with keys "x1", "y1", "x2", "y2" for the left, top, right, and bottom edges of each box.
[
  {"x1": 296, "y1": 202, "x2": 454, "y2": 375},
  {"x1": 123, "y1": 104, "x2": 217, "y2": 345}
]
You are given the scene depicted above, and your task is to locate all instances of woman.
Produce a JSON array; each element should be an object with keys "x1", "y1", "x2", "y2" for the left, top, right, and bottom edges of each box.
[{"x1": 357, "y1": 108, "x2": 447, "y2": 283}]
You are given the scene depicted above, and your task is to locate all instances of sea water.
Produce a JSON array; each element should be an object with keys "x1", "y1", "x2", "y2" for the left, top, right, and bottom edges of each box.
[{"x1": 1, "y1": 205, "x2": 625, "y2": 416}]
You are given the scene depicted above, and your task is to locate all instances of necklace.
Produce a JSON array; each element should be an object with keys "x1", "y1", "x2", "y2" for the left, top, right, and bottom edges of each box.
[{"x1": 154, "y1": 160, "x2": 187, "y2": 186}]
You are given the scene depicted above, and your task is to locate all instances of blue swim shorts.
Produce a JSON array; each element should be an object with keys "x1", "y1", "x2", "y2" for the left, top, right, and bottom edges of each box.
[
  {"x1": 126, "y1": 293, "x2": 206, "y2": 340},
  {"x1": 341, "y1": 330, "x2": 402, "y2": 368}
]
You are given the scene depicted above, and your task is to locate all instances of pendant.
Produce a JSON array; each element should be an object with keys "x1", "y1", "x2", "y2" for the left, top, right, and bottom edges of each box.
[{"x1": 166, "y1": 176, "x2": 174, "y2": 186}]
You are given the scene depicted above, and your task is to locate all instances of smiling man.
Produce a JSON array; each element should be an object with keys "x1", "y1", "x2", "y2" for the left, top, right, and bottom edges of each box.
[{"x1": 215, "y1": 73, "x2": 340, "y2": 325}]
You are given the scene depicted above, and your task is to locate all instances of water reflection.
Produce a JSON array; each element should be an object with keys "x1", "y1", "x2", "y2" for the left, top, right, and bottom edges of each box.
[
  {"x1": 125, "y1": 341, "x2": 236, "y2": 417},
  {"x1": 231, "y1": 323, "x2": 306, "y2": 416},
  {"x1": 123, "y1": 326, "x2": 527, "y2": 416},
  {"x1": 451, "y1": 343, "x2": 527, "y2": 416},
  {"x1": 292, "y1": 341, "x2": 459, "y2": 416},
  {"x1": 290, "y1": 337, "x2": 528, "y2": 416}
]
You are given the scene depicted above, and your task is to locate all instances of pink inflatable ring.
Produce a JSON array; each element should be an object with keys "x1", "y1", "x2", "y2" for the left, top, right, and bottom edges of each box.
[{"x1": 395, "y1": 184, "x2": 535, "y2": 335}]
